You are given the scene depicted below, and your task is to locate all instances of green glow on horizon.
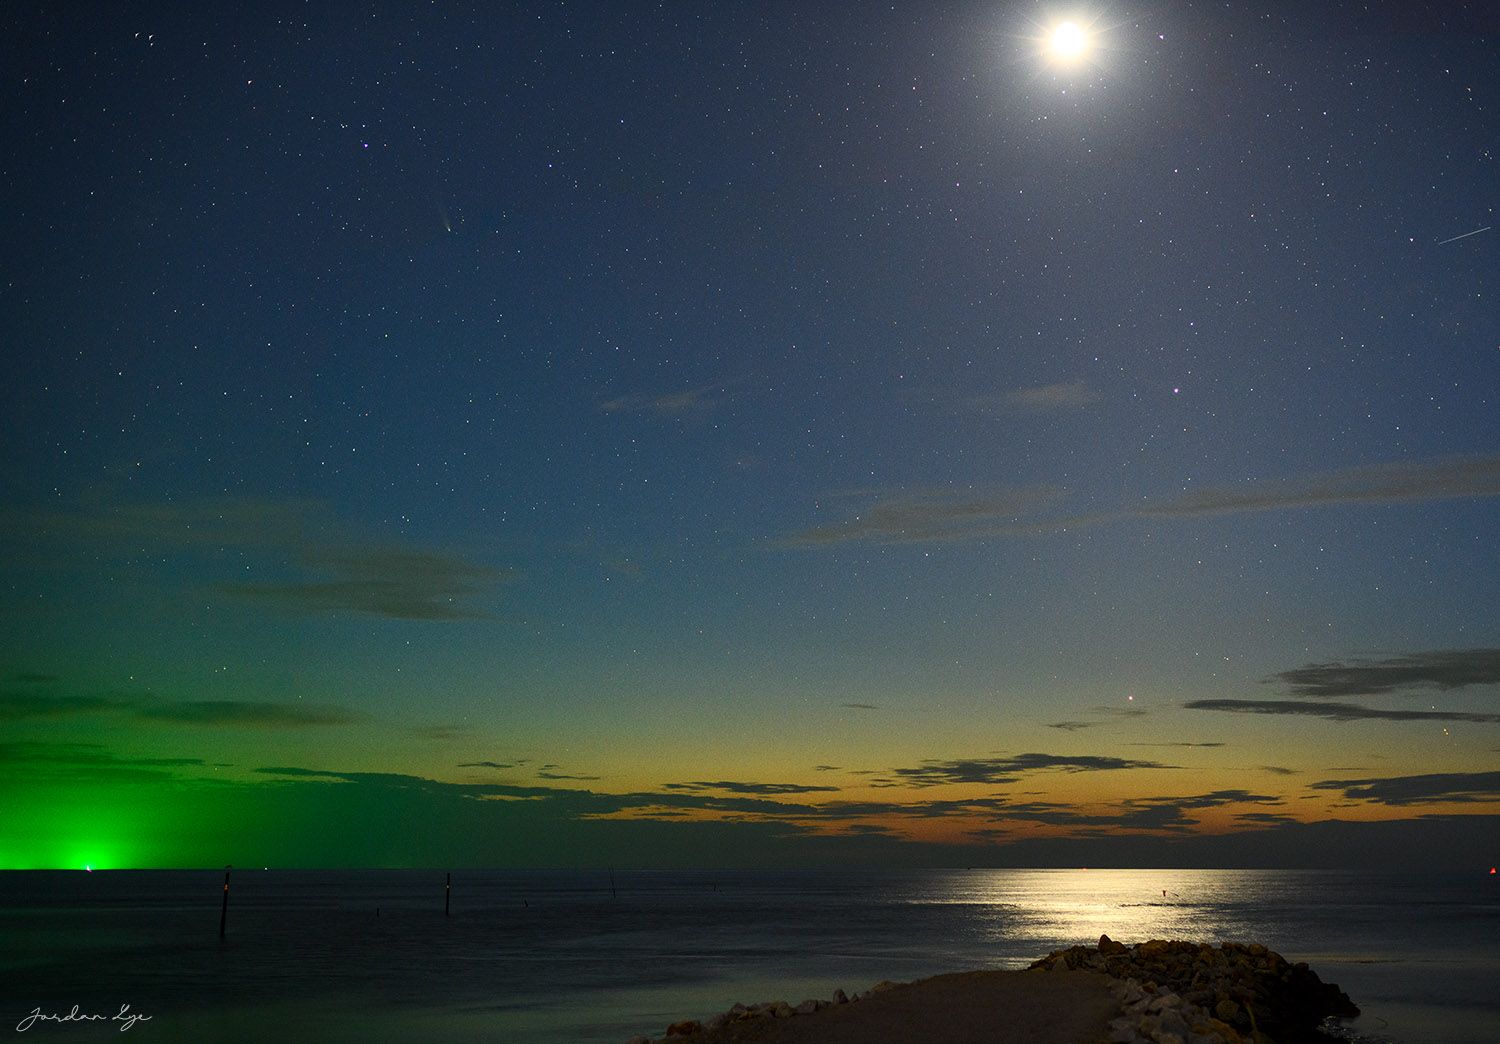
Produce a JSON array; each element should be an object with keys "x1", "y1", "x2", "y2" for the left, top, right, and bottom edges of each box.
[{"x1": 0, "y1": 784, "x2": 157, "y2": 870}]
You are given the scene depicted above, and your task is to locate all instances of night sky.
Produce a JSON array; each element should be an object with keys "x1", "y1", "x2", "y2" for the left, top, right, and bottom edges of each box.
[{"x1": 3, "y1": 1, "x2": 1497, "y2": 869}]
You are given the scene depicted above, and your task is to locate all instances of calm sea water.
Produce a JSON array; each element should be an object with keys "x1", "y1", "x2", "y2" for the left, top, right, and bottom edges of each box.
[{"x1": 1, "y1": 869, "x2": 1496, "y2": 1043}]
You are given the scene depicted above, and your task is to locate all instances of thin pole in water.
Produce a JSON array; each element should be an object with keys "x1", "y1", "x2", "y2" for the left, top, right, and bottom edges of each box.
[
  {"x1": 609, "y1": 868, "x2": 617, "y2": 899},
  {"x1": 445, "y1": 872, "x2": 451, "y2": 916},
  {"x1": 219, "y1": 865, "x2": 232, "y2": 938}
]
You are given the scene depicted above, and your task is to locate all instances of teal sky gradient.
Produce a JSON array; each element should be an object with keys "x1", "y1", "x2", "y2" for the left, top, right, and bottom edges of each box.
[{"x1": 3, "y1": 0, "x2": 1498, "y2": 868}]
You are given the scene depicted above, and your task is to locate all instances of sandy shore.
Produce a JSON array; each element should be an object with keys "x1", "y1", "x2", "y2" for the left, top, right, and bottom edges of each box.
[{"x1": 644, "y1": 968, "x2": 1119, "y2": 1044}]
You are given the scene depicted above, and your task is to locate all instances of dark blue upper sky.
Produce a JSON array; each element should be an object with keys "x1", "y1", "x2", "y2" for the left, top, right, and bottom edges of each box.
[{"x1": 3, "y1": 1, "x2": 1497, "y2": 867}]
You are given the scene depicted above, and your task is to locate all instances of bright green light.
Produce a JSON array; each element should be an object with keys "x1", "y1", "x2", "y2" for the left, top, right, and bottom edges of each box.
[{"x1": 0, "y1": 784, "x2": 148, "y2": 869}]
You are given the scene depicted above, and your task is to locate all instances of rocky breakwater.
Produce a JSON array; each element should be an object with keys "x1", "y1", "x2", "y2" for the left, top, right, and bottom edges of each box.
[
  {"x1": 624, "y1": 984, "x2": 891, "y2": 1043},
  {"x1": 1029, "y1": 936, "x2": 1360, "y2": 1044}
]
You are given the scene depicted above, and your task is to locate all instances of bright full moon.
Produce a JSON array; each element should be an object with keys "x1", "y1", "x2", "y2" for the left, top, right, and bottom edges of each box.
[{"x1": 1048, "y1": 21, "x2": 1090, "y2": 62}]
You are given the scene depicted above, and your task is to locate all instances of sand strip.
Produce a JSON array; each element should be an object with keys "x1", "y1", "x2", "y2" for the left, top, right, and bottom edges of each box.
[{"x1": 647, "y1": 968, "x2": 1118, "y2": 1044}]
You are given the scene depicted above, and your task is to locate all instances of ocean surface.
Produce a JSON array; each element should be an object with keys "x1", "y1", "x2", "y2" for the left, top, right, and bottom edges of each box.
[{"x1": 2, "y1": 868, "x2": 1496, "y2": 1043}]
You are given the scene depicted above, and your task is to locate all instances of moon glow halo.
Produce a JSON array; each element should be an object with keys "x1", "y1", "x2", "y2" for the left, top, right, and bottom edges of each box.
[{"x1": 1048, "y1": 21, "x2": 1091, "y2": 62}]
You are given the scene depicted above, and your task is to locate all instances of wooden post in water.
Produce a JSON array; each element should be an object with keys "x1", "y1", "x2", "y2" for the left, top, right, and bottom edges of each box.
[
  {"x1": 609, "y1": 868, "x2": 617, "y2": 899},
  {"x1": 219, "y1": 865, "x2": 232, "y2": 938},
  {"x1": 445, "y1": 872, "x2": 451, "y2": 916}
]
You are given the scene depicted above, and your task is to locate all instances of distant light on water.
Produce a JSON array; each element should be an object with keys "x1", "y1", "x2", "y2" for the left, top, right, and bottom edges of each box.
[{"x1": 938, "y1": 868, "x2": 1249, "y2": 948}]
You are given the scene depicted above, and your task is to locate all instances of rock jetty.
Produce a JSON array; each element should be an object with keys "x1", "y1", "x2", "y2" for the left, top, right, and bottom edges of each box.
[
  {"x1": 625, "y1": 937, "x2": 1359, "y2": 1044},
  {"x1": 623, "y1": 984, "x2": 886, "y2": 1043},
  {"x1": 1030, "y1": 936, "x2": 1360, "y2": 1044}
]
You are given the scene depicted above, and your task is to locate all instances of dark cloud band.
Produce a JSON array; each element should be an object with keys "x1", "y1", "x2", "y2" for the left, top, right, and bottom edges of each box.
[
  {"x1": 888, "y1": 752, "x2": 1169, "y2": 788},
  {"x1": 1, "y1": 691, "x2": 359, "y2": 729},
  {"x1": 1272, "y1": 648, "x2": 1500, "y2": 698},
  {"x1": 1184, "y1": 699, "x2": 1500, "y2": 723},
  {"x1": 1310, "y1": 771, "x2": 1500, "y2": 806}
]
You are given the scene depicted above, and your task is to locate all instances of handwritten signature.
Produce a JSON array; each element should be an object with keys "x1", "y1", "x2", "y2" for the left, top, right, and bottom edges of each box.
[{"x1": 16, "y1": 1005, "x2": 151, "y2": 1032}]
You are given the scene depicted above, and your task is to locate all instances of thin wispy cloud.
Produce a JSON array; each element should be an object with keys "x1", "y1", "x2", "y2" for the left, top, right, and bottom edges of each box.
[
  {"x1": 0, "y1": 691, "x2": 359, "y2": 729},
  {"x1": 1184, "y1": 699, "x2": 1500, "y2": 723},
  {"x1": 412, "y1": 724, "x2": 469, "y2": 741},
  {"x1": 782, "y1": 486, "x2": 1067, "y2": 547},
  {"x1": 1128, "y1": 741, "x2": 1227, "y2": 748},
  {"x1": 0, "y1": 742, "x2": 207, "y2": 783},
  {"x1": 662, "y1": 780, "x2": 841, "y2": 795},
  {"x1": 888, "y1": 752, "x2": 1169, "y2": 788},
  {"x1": 1145, "y1": 453, "x2": 1500, "y2": 518},
  {"x1": 1, "y1": 742, "x2": 204, "y2": 769},
  {"x1": 0, "y1": 692, "x2": 134, "y2": 721},
  {"x1": 838, "y1": 823, "x2": 899, "y2": 836},
  {"x1": 221, "y1": 548, "x2": 510, "y2": 620},
  {"x1": 4, "y1": 496, "x2": 325, "y2": 549},
  {"x1": 967, "y1": 789, "x2": 1279, "y2": 833},
  {"x1": 1156, "y1": 789, "x2": 1282, "y2": 808},
  {"x1": 5, "y1": 496, "x2": 512, "y2": 621},
  {"x1": 1272, "y1": 648, "x2": 1500, "y2": 698},
  {"x1": 990, "y1": 380, "x2": 1103, "y2": 413},
  {"x1": 1046, "y1": 720, "x2": 1095, "y2": 732},
  {"x1": 600, "y1": 381, "x2": 729, "y2": 417},
  {"x1": 782, "y1": 452, "x2": 1500, "y2": 548},
  {"x1": 137, "y1": 700, "x2": 360, "y2": 728}
]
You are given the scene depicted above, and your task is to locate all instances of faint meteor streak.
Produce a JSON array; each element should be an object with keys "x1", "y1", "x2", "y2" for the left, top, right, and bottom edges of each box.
[{"x1": 1435, "y1": 225, "x2": 1491, "y2": 245}]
